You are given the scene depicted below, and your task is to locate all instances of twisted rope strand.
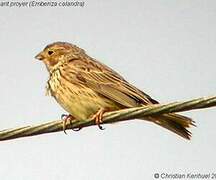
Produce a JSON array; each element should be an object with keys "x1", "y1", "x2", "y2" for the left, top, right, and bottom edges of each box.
[{"x1": 0, "y1": 96, "x2": 215, "y2": 141}]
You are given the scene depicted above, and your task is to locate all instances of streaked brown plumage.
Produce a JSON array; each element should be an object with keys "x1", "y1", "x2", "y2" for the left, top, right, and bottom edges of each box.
[{"x1": 35, "y1": 42, "x2": 195, "y2": 139}]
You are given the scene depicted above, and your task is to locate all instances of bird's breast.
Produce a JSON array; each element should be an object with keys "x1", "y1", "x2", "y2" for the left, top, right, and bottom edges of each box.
[{"x1": 47, "y1": 69, "x2": 120, "y2": 120}]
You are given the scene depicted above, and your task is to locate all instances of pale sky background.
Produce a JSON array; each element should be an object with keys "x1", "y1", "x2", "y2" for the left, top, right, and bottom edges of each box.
[{"x1": 0, "y1": 0, "x2": 216, "y2": 179}]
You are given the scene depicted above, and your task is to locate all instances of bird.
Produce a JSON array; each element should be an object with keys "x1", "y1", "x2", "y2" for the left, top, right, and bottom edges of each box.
[{"x1": 35, "y1": 42, "x2": 195, "y2": 140}]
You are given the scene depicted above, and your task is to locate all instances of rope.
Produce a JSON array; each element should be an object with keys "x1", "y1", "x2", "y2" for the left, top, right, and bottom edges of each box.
[{"x1": 0, "y1": 96, "x2": 215, "y2": 141}]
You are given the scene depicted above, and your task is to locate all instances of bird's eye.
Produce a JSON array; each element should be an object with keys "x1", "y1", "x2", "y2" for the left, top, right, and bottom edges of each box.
[{"x1": 48, "y1": 50, "x2": 54, "y2": 55}]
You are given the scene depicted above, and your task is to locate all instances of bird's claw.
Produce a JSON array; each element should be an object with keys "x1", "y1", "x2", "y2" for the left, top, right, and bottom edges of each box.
[
  {"x1": 92, "y1": 108, "x2": 106, "y2": 130},
  {"x1": 61, "y1": 114, "x2": 82, "y2": 133}
]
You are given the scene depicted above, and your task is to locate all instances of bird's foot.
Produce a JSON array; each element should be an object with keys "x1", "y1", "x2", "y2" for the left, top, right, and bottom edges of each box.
[
  {"x1": 61, "y1": 114, "x2": 82, "y2": 134},
  {"x1": 91, "y1": 108, "x2": 107, "y2": 130}
]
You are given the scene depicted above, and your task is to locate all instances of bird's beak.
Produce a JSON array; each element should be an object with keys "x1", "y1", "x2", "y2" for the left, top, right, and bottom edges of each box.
[{"x1": 35, "y1": 52, "x2": 44, "y2": 61}]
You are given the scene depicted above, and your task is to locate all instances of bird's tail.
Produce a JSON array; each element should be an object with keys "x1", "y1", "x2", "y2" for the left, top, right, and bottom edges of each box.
[{"x1": 146, "y1": 114, "x2": 195, "y2": 140}]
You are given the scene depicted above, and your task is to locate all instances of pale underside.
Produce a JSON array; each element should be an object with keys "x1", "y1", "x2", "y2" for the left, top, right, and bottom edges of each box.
[{"x1": 48, "y1": 69, "x2": 122, "y2": 120}]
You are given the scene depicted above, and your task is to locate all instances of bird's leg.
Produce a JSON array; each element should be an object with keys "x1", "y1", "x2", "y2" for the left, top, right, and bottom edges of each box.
[
  {"x1": 91, "y1": 108, "x2": 107, "y2": 130},
  {"x1": 61, "y1": 114, "x2": 81, "y2": 134}
]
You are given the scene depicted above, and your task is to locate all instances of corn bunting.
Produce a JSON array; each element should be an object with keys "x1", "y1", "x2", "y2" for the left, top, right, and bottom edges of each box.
[{"x1": 35, "y1": 42, "x2": 194, "y2": 139}]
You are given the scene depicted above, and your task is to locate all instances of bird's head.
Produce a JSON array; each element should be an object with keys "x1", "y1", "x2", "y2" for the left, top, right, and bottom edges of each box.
[{"x1": 35, "y1": 42, "x2": 84, "y2": 72}]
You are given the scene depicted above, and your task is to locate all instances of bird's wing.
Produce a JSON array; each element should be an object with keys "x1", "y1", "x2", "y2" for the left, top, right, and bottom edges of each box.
[{"x1": 62, "y1": 58, "x2": 158, "y2": 108}]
